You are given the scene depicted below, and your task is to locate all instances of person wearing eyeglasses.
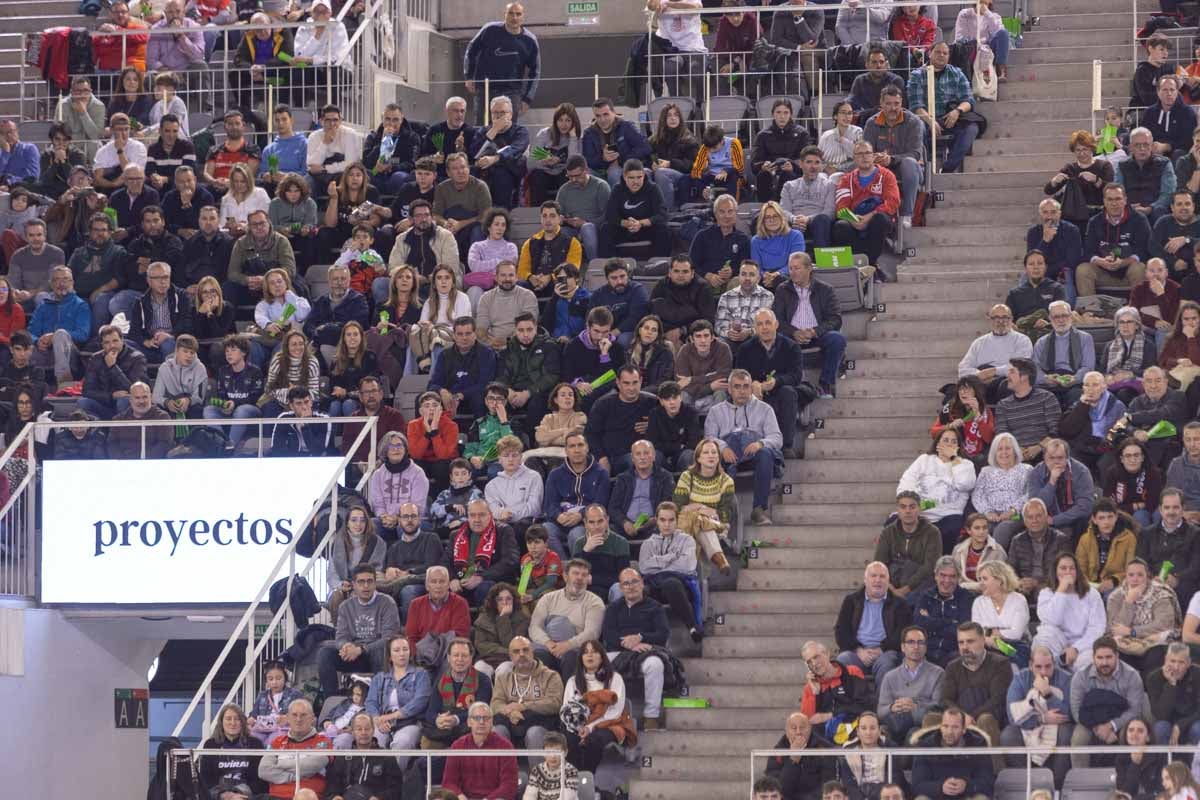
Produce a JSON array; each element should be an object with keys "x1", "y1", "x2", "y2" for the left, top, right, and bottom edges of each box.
[
  {"x1": 958, "y1": 303, "x2": 1033, "y2": 405},
  {"x1": 316, "y1": 562, "x2": 401, "y2": 696},
  {"x1": 441, "y1": 701, "x2": 519, "y2": 800},
  {"x1": 601, "y1": 567, "x2": 669, "y2": 732},
  {"x1": 877, "y1": 625, "x2": 944, "y2": 745},
  {"x1": 1030, "y1": 300, "x2": 1096, "y2": 409},
  {"x1": 800, "y1": 640, "x2": 871, "y2": 729}
]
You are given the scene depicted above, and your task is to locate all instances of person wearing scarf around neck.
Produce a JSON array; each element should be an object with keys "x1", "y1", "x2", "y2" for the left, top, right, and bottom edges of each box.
[
  {"x1": 448, "y1": 498, "x2": 520, "y2": 606},
  {"x1": 1056, "y1": 371, "x2": 1127, "y2": 476},
  {"x1": 1102, "y1": 437, "x2": 1164, "y2": 528},
  {"x1": 368, "y1": 431, "x2": 430, "y2": 524}
]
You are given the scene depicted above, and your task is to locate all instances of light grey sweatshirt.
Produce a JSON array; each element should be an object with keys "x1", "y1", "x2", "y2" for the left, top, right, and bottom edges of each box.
[
  {"x1": 876, "y1": 659, "x2": 945, "y2": 722},
  {"x1": 152, "y1": 355, "x2": 209, "y2": 406},
  {"x1": 555, "y1": 173, "x2": 611, "y2": 225},
  {"x1": 703, "y1": 396, "x2": 783, "y2": 452},
  {"x1": 484, "y1": 464, "x2": 545, "y2": 521}
]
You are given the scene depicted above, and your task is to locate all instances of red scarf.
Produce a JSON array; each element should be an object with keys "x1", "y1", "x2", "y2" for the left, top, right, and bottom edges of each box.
[{"x1": 450, "y1": 519, "x2": 497, "y2": 579}]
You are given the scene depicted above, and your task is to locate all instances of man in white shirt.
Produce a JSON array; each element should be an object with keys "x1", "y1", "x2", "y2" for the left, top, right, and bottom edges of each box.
[
  {"x1": 307, "y1": 103, "x2": 362, "y2": 199},
  {"x1": 958, "y1": 303, "x2": 1033, "y2": 403},
  {"x1": 92, "y1": 113, "x2": 149, "y2": 192}
]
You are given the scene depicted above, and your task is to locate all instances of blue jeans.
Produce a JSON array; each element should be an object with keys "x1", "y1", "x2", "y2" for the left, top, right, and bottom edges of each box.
[
  {"x1": 542, "y1": 521, "x2": 579, "y2": 560},
  {"x1": 1154, "y1": 719, "x2": 1200, "y2": 745},
  {"x1": 398, "y1": 583, "x2": 425, "y2": 620},
  {"x1": 203, "y1": 403, "x2": 262, "y2": 446},
  {"x1": 838, "y1": 648, "x2": 902, "y2": 680},
  {"x1": 328, "y1": 398, "x2": 360, "y2": 417},
  {"x1": 563, "y1": 222, "x2": 599, "y2": 263},
  {"x1": 805, "y1": 213, "x2": 833, "y2": 249},
  {"x1": 942, "y1": 121, "x2": 980, "y2": 174},
  {"x1": 89, "y1": 291, "x2": 114, "y2": 332},
  {"x1": 108, "y1": 289, "x2": 141, "y2": 324},
  {"x1": 371, "y1": 170, "x2": 410, "y2": 194},
  {"x1": 372, "y1": 275, "x2": 391, "y2": 307},
  {"x1": 77, "y1": 395, "x2": 130, "y2": 420},
  {"x1": 653, "y1": 167, "x2": 686, "y2": 210},
  {"x1": 723, "y1": 429, "x2": 780, "y2": 511},
  {"x1": 810, "y1": 330, "x2": 848, "y2": 387},
  {"x1": 129, "y1": 335, "x2": 175, "y2": 363},
  {"x1": 889, "y1": 155, "x2": 922, "y2": 216},
  {"x1": 988, "y1": 28, "x2": 1010, "y2": 66}
]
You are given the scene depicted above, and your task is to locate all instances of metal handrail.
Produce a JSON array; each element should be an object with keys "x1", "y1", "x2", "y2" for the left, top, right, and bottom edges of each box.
[{"x1": 167, "y1": 414, "x2": 378, "y2": 740}]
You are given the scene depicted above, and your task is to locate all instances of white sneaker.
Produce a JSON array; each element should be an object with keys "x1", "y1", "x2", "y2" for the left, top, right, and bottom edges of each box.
[{"x1": 900, "y1": 215, "x2": 913, "y2": 229}]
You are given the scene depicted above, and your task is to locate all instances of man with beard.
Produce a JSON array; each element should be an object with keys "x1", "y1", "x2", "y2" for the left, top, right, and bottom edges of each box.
[
  {"x1": 937, "y1": 622, "x2": 1012, "y2": 752},
  {"x1": 1068, "y1": 635, "x2": 1148, "y2": 766},
  {"x1": 477, "y1": 260, "x2": 539, "y2": 348},
  {"x1": 497, "y1": 312, "x2": 560, "y2": 439}
]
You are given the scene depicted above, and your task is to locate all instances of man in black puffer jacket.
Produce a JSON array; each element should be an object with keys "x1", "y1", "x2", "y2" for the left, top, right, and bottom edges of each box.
[{"x1": 650, "y1": 254, "x2": 717, "y2": 348}]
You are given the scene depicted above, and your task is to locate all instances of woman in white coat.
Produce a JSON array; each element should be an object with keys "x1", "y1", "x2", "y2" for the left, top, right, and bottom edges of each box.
[
  {"x1": 1033, "y1": 551, "x2": 1106, "y2": 671},
  {"x1": 897, "y1": 427, "x2": 978, "y2": 554}
]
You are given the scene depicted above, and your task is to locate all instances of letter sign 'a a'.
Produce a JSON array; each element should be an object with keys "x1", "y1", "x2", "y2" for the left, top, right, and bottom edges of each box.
[{"x1": 114, "y1": 688, "x2": 149, "y2": 729}]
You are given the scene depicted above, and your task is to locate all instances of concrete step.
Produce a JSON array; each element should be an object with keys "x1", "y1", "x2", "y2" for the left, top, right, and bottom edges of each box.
[
  {"x1": 710, "y1": 589, "x2": 850, "y2": 615},
  {"x1": 807, "y1": 394, "x2": 940, "y2": 418},
  {"x1": 683, "y1": 683, "x2": 809, "y2": 706},
  {"x1": 710, "y1": 614, "x2": 841, "y2": 638},
  {"x1": 932, "y1": 170, "x2": 1053, "y2": 190},
  {"x1": 681, "y1": 657, "x2": 814, "y2": 685},
  {"x1": 630, "y1": 780, "x2": 753, "y2": 800},
  {"x1": 843, "y1": 356, "x2": 961, "y2": 377},
  {"x1": 868, "y1": 318, "x2": 989, "y2": 341},
  {"x1": 981, "y1": 97, "x2": 1098, "y2": 119},
  {"x1": 638, "y1": 755, "x2": 752, "y2": 783},
  {"x1": 744, "y1": 547, "x2": 870, "y2": 570},
  {"x1": 701, "y1": 635, "x2": 818, "y2": 659},
  {"x1": 905, "y1": 244, "x2": 1027, "y2": 263},
  {"x1": 1030, "y1": 12, "x2": 1143, "y2": 30},
  {"x1": 838, "y1": 375, "x2": 956, "y2": 398},
  {"x1": 0, "y1": 0, "x2": 77, "y2": 15},
  {"x1": 739, "y1": 568, "x2": 864, "y2": 594},
  {"x1": 965, "y1": 153, "x2": 1076, "y2": 174},
  {"x1": 1005, "y1": 61, "x2": 1134, "y2": 83},
  {"x1": 777, "y1": 480, "x2": 897, "y2": 504},
  {"x1": 746, "y1": 525, "x2": 882, "y2": 549},
  {"x1": 817, "y1": 415, "x2": 932, "y2": 438},
  {"x1": 763, "y1": 502, "x2": 895, "y2": 527},
  {"x1": 783, "y1": 457, "x2": 912, "y2": 483},
  {"x1": 997, "y1": 79, "x2": 1124, "y2": 103},
  {"x1": 898, "y1": 268, "x2": 1023, "y2": 283},
  {"x1": 984, "y1": 117, "x2": 1097, "y2": 139},
  {"x1": 805, "y1": 434, "x2": 932, "y2": 459},
  {"x1": 1021, "y1": 27, "x2": 1135, "y2": 47},
  {"x1": 926, "y1": 204, "x2": 1035, "y2": 226},
  {"x1": 880, "y1": 279, "x2": 1008, "y2": 302},
  {"x1": 668, "y1": 706, "x2": 795, "y2": 730},
  {"x1": 1043, "y1": 0, "x2": 1153, "y2": 13},
  {"x1": 875, "y1": 300, "x2": 992, "y2": 321},
  {"x1": 968, "y1": 135, "x2": 1077, "y2": 157},
  {"x1": 0, "y1": 14, "x2": 92, "y2": 32},
  {"x1": 846, "y1": 338, "x2": 970, "y2": 357},
  {"x1": 1010, "y1": 44, "x2": 1140, "y2": 66},
  {"x1": 905, "y1": 223, "x2": 1028, "y2": 247}
]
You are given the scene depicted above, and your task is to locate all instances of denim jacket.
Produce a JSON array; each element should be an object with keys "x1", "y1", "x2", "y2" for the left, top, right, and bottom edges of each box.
[{"x1": 365, "y1": 668, "x2": 432, "y2": 725}]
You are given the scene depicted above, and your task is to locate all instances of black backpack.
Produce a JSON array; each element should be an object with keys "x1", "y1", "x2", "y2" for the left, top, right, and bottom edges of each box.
[{"x1": 66, "y1": 28, "x2": 94, "y2": 77}]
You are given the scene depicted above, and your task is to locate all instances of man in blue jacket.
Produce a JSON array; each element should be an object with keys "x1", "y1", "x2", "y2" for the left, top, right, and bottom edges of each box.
[
  {"x1": 543, "y1": 431, "x2": 611, "y2": 559},
  {"x1": 29, "y1": 265, "x2": 90, "y2": 385},
  {"x1": 1000, "y1": 645, "x2": 1074, "y2": 786},
  {"x1": 601, "y1": 567, "x2": 669, "y2": 730},
  {"x1": 302, "y1": 264, "x2": 369, "y2": 348},
  {"x1": 582, "y1": 98, "x2": 652, "y2": 186},
  {"x1": 911, "y1": 708, "x2": 995, "y2": 800},
  {"x1": 474, "y1": 96, "x2": 529, "y2": 209},
  {"x1": 912, "y1": 556, "x2": 974, "y2": 668},
  {"x1": 588, "y1": 259, "x2": 649, "y2": 348},
  {"x1": 463, "y1": 2, "x2": 541, "y2": 123},
  {"x1": 428, "y1": 317, "x2": 498, "y2": 420}
]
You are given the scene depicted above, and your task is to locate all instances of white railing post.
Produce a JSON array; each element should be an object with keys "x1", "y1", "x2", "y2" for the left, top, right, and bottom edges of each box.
[
  {"x1": 1092, "y1": 58, "x2": 1103, "y2": 135},
  {"x1": 927, "y1": 63, "x2": 937, "y2": 179}
]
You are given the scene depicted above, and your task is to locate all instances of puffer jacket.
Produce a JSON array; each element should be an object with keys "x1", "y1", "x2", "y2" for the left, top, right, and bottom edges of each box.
[{"x1": 1075, "y1": 512, "x2": 1140, "y2": 588}]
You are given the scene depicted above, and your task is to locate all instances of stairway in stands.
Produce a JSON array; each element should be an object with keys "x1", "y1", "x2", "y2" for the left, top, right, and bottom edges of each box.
[
  {"x1": 0, "y1": 0, "x2": 93, "y2": 121},
  {"x1": 628, "y1": 0, "x2": 1138, "y2": 797}
]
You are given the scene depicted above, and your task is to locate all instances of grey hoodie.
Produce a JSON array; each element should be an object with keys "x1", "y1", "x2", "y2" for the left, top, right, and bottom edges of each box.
[
  {"x1": 484, "y1": 464, "x2": 545, "y2": 521},
  {"x1": 703, "y1": 396, "x2": 783, "y2": 452},
  {"x1": 151, "y1": 354, "x2": 209, "y2": 406}
]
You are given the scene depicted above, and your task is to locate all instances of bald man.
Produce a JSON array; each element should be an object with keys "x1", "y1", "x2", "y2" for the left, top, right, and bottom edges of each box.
[
  {"x1": 257, "y1": 698, "x2": 332, "y2": 798},
  {"x1": 958, "y1": 303, "x2": 1033, "y2": 403},
  {"x1": 835, "y1": 562, "x2": 912, "y2": 679},
  {"x1": 764, "y1": 712, "x2": 834, "y2": 799}
]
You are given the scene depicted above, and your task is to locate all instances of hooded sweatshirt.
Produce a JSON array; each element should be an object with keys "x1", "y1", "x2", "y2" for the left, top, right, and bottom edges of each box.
[
  {"x1": 368, "y1": 458, "x2": 430, "y2": 517},
  {"x1": 543, "y1": 454, "x2": 611, "y2": 518},
  {"x1": 152, "y1": 353, "x2": 208, "y2": 407},
  {"x1": 485, "y1": 464, "x2": 544, "y2": 522},
  {"x1": 562, "y1": 328, "x2": 625, "y2": 384},
  {"x1": 1140, "y1": 96, "x2": 1198, "y2": 156},
  {"x1": 703, "y1": 395, "x2": 784, "y2": 452},
  {"x1": 604, "y1": 171, "x2": 667, "y2": 231}
]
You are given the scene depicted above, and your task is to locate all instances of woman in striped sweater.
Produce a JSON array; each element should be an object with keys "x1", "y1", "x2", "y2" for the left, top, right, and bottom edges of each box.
[{"x1": 673, "y1": 437, "x2": 736, "y2": 574}]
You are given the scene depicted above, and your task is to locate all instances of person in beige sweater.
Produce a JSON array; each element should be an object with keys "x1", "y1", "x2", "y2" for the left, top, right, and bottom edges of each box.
[
  {"x1": 529, "y1": 560, "x2": 605, "y2": 677},
  {"x1": 524, "y1": 381, "x2": 587, "y2": 462},
  {"x1": 491, "y1": 635, "x2": 566, "y2": 766}
]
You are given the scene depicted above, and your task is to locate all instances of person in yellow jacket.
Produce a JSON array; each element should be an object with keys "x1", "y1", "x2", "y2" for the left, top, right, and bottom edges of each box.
[
  {"x1": 516, "y1": 201, "x2": 583, "y2": 296},
  {"x1": 1075, "y1": 497, "x2": 1140, "y2": 594}
]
